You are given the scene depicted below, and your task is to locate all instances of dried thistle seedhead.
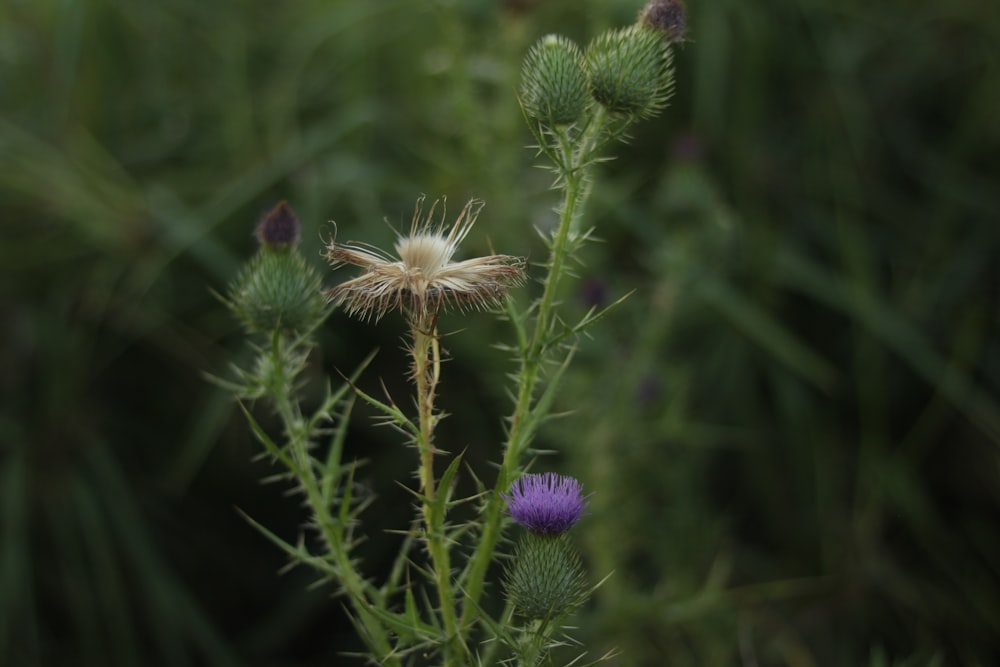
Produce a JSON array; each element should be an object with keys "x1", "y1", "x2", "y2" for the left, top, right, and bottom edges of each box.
[{"x1": 324, "y1": 197, "x2": 526, "y2": 322}]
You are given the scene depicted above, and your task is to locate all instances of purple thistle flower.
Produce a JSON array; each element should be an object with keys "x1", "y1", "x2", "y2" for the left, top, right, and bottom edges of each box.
[{"x1": 503, "y1": 473, "x2": 588, "y2": 535}]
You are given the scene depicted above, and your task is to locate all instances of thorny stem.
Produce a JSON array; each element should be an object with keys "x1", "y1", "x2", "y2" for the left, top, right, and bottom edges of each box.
[
  {"x1": 514, "y1": 619, "x2": 550, "y2": 667},
  {"x1": 460, "y1": 109, "x2": 609, "y2": 632},
  {"x1": 267, "y1": 332, "x2": 400, "y2": 666},
  {"x1": 411, "y1": 313, "x2": 440, "y2": 500},
  {"x1": 409, "y1": 311, "x2": 465, "y2": 664}
]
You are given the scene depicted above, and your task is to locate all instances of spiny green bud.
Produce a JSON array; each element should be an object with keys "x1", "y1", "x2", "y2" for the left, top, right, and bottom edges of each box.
[
  {"x1": 503, "y1": 533, "x2": 588, "y2": 620},
  {"x1": 584, "y1": 24, "x2": 674, "y2": 118},
  {"x1": 227, "y1": 248, "x2": 326, "y2": 335},
  {"x1": 520, "y1": 34, "x2": 591, "y2": 126}
]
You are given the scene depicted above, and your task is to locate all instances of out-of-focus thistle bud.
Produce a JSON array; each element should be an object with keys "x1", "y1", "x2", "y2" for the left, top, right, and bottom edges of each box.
[
  {"x1": 519, "y1": 34, "x2": 591, "y2": 126},
  {"x1": 227, "y1": 202, "x2": 326, "y2": 335},
  {"x1": 255, "y1": 200, "x2": 302, "y2": 250},
  {"x1": 584, "y1": 24, "x2": 674, "y2": 118},
  {"x1": 639, "y1": 0, "x2": 688, "y2": 44}
]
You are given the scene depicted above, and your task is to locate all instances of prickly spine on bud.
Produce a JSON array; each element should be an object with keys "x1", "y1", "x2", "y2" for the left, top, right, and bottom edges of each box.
[
  {"x1": 520, "y1": 34, "x2": 591, "y2": 126},
  {"x1": 584, "y1": 25, "x2": 675, "y2": 118}
]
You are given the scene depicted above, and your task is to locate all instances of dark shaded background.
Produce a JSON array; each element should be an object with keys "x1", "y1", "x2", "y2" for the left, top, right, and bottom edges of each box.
[{"x1": 2, "y1": 0, "x2": 998, "y2": 665}]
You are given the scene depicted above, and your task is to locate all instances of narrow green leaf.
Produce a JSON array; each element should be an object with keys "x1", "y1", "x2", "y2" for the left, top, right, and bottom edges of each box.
[
  {"x1": 236, "y1": 400, "x2": 296, "y2": 472},
  {"x1": 459, "y1": 587, "x2": 514, "y2": 644},
  {"x1": 433, "y1": 451, "x2": 465, "y2": 516},
  {"x1": 505, "y1": 295, "x2": 530, "y2": 356},
  {"x1": 237, "y1": 509, "x2": 338, "y2": 577},
  {"x1": 523, "y1": 347, "x2": 576, "y2": 448},
  {"x1": 403, "y1": 586, "x2": 422, "y2": 635},
  {"x1": 361, "y1": 601, "x2": 441, "y2": 644},
  {"x1": 696, "y1": 276, "x2": 839, "y2": 392},
  {"x1": 338, "y1": 462, "x2": 359, "y2": 528},
  {"x1": 320, "y1": 396, "x2": 354, "y2": 508},
  {"x1": 378, "y1": 524, "x2": 417, "y2": 604},
  {"x1": 562, "y1": 289, "x2": 635, "y2": 344},
  {"x1": 346, "y1": 381, "x2": 419, "y2": 439}
]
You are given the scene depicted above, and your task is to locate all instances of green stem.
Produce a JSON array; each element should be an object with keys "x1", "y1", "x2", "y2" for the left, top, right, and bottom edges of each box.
[
  {"x1": 460, "y1": 111, "x2": 608, "y2": 633},
  {"x1": 268, "y1": 332, "x2": 400, "y2": 666},
  {"x1": 409, "y1": 312, "x2": 465, "y2": 665},
  {"x1": 515, "y1": 619, "x2": 550, "y2": 667}
]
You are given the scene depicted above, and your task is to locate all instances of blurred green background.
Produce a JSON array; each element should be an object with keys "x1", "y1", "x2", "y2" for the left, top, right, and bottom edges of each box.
[{"x1": 2, "y1": 0, "x2": 998, "y2": 665}]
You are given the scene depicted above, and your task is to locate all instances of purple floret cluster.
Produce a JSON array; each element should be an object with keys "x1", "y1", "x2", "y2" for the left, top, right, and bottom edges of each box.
[{"x1": 503, "y1": 473, "x2": 588, "y2": 535}]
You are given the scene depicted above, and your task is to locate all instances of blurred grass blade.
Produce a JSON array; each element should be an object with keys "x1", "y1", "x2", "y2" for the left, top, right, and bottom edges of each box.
[{"x1": 695, "y1": 275, "x2": 839, "y2": 392}]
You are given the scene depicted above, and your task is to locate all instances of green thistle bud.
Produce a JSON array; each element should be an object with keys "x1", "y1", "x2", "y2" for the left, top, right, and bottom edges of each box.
[
  {"x1": 227, "y1": 248, "x2": 326, "y2": 335},
  {"x1": 520, "y1": 34, "x2": 591, "y2": 126},
  {"x1": 584, "y1": 24, "x2": 674, "y2": 118},
  {"x1": 503, "y1": 533, "x2": 588, "y2": 620}
]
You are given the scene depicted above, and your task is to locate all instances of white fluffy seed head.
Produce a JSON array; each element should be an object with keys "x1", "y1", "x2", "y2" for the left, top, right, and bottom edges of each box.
[
  {"x1": 395, "y1": 233, "x2": 456, "y2": 277},
  {"x1": 324, "y1": 197, "x2": 526, "y2": 322}
]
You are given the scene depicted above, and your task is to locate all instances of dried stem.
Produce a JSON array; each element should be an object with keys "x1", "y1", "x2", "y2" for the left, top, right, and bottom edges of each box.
[{"x1": 408, "y1": 309, "x2": 466, "y2": 665}]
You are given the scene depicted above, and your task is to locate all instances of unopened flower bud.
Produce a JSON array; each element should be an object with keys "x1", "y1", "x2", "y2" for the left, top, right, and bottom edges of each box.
[
  {"x1": 504, "y1": 533, "x2": 588, "y2": 620},
  {"x1": 639, "y1": 0, "x2": 688, "y2": 44},
  {"x1": 255, "y1": 201, "x2": 302, "y2": 250},
  {"x1": 585, "y1": 25, "x2": 674, "y2": 118},
  {"x1": 519, "y1": 34, "x2": 591, "y2": 126},
  {"x1": 228, "y1": 246, "x2": 326, "y2": 335}
]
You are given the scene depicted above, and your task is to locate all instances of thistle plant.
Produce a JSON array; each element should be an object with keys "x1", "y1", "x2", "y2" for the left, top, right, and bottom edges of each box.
[
  {"x1": 216, "y1": 2, "x2": 684, "y2": 665},
  {"x1": 502, "y1": 474, "x2": 591, "y2": 664}
]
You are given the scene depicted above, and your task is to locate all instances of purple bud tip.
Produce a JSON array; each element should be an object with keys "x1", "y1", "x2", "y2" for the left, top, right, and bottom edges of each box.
[
  {"x1": 255, "y1": 201, "x2": 301, "y2": 248},
  {"x1": 640, "y1": 0, "x2": 688, "y2": 44},
  {"x1": 502, "y1": 473, "x2": 589, "y2": 535}
]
